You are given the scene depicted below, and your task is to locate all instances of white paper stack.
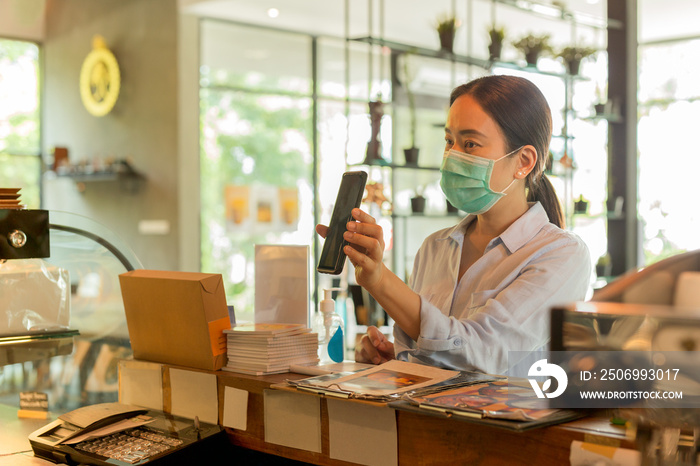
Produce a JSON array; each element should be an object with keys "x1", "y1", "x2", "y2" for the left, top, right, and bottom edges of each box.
[{"x1": 223, "y1": 323, "x2": 318, "y2": 375}]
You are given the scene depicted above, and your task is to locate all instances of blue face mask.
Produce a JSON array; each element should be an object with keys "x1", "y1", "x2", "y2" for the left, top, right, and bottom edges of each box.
[{"x1": 439, "y1": 147, "x2": 520, "y2": 215}]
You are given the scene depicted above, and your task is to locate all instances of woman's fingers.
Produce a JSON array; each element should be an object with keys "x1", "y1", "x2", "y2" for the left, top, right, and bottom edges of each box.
[
  {"x1": 354, "y1": 335, "x2": 378, "y2": 364},
  {"x1": 343, "y1": 230, "x2": 382, "y2": 260},
  {"x1": 315, "y1": 224, "x2": 328, "y2": 239},
  {"x1": 367, "y1": 326, "x2": 395, "y2": 360},
  {"x1": 351, "y1": 208, "x2": 376, "y2": 224},
  {"x1": 356, "y1": 333, "x2": 383, "y2": 364},
  {"x1": 345, "y1": 211, "x2": 384, "y2": 260},
  {"x1": 347, "y1": 220, "x2": 383, "y2": 245},
  {"x1": 353, "y1": 327, "x2": 394, "y2": 365}
]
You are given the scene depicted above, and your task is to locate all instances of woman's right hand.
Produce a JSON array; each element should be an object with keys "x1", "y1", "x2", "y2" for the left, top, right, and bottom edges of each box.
[{"x1": 355, "y1": 326, "x2": 395, "y2": 365}]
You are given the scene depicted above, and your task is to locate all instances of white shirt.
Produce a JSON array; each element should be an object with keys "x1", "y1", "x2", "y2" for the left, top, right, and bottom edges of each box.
[{"x1": 394, "y1": 202, "x2": 591, "y2": 374}]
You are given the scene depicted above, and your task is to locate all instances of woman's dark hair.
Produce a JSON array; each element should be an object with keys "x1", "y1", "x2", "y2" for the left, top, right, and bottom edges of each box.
[{"x1": 450, "y1": 75, "x2": 564, "y2": 228}]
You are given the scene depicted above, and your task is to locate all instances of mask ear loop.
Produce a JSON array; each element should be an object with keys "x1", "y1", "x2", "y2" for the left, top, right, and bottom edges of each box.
[
  {"x1": 494, "y1": 145, "x2": 525, "y2": 162},
  {"x1": 493, "y1": 146, "x2": 525, "y2": 194},
  {"x1": 497, "y1": 177, "x2": 518, "y2": 195}
]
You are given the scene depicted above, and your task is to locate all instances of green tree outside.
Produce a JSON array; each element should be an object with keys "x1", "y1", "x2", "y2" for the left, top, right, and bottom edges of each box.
[
  {"x1": 0, "y1": 38, "x2": 41, "y2": 207},
  {"x1": 200, "y1": 88, "x2": 313, "y2": 318}
]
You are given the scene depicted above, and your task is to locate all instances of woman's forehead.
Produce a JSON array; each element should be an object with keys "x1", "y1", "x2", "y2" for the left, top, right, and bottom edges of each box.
[{"x1": 446, "y1": 94, "x2": 502, "y2": 139}]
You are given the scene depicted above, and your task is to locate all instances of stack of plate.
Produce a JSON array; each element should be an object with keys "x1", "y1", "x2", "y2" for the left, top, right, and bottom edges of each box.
[{"x1": 0, "y1": 188, "x2": 24, "y2": 210}]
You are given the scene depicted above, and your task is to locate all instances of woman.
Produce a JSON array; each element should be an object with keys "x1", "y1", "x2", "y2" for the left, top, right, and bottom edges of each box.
[{"x1": 317, "y1": 75, "x2": 591, "y2": 374}]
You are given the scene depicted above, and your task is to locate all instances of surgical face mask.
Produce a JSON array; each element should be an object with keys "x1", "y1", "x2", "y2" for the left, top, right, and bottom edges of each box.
[{"x1": 439, "y1": 147, "x2": 520, "y2": 215}]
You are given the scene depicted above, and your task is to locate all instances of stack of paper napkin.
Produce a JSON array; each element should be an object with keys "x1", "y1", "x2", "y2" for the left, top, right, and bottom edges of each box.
[{"x1": 222, "y1": 323, "x2": 318, "y2": 375}]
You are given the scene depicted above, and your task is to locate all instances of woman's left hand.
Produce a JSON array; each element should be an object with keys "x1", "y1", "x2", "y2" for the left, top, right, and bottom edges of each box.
[{"x1": 343, "y1": 208, "x2": 386, "y2": 291}]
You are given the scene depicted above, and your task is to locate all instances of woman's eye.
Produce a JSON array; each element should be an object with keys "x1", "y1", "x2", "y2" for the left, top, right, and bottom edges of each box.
[
  {"x1": 465, "y1": 141, "x2": 477, "y2": 149},
  {"x1": 444, "y1": 138, "x2": 453, "y2": 146}
]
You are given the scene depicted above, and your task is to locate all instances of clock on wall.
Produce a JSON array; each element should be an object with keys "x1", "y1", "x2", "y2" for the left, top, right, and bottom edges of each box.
[{"x1": 79, "y1": 35, "x2": 121, "y2": 117}]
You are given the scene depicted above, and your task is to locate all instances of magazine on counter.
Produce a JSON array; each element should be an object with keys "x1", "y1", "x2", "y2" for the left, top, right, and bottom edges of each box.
[
  {"x1": 402, "y1": 379, "x2": 562, "y2": 421},
  {"x1": 285, "y1": 360, "x2": 496, "y2": 401}
]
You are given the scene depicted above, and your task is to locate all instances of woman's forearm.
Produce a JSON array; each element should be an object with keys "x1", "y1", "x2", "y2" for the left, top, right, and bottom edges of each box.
[{"x1": 365, "y1": 264, "x2": 422, "y2": 341}]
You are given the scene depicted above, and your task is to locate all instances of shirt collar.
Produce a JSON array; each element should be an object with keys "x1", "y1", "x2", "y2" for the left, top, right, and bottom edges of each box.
[
  {"x1": 438, "y1": 202, "x2": 550, "y2": 253},
  {"x1": 499, "y1": 202, "x2": 550, "y2": 253}
]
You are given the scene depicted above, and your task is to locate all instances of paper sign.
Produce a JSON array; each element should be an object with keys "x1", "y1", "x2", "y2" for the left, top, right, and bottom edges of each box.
[
  {"x1": 254, "y1": 245, "x2": 309, "y2": 326},
  {"x1": 327, "y1": 398, "x2": 397, "y2": 466},
  {"x1": 169, "y1": 368, "x2": 218, "y2": 424},
  {"x1": 222, "y1": 386, "x2": 248, "y2": 431},
  {"x1": 570, "y1": 440, "x2": 641, "y2": 466},
  {"x1": 19, "y1": 391, "x2": 48, "y2": 411},
  {"x1": 118, "y1": 360, "x2": 163, "y2": 411},
  {"x1": 263, "y1": 389, "x2": 320, "y2": 452}
]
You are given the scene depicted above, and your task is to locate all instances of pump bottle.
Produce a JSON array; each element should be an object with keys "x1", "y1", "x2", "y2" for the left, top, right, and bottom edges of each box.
[{"x1": 313, "y1": 288, "x2": 345, "y2": 364}]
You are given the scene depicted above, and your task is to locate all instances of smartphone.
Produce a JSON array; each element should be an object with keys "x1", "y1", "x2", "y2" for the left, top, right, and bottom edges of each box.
[{"x1": 317, "y1": 170, "x2": 368, "y2": 275}]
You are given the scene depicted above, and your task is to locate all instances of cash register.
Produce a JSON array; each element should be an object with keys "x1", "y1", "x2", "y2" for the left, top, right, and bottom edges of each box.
[{"x1": 28, "y1": 402, "x2": 224, "y2": 465}]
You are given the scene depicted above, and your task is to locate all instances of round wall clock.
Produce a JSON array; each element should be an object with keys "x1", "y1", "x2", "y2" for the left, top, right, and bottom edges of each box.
[{"x1": 80, "y1": 35, "x2": 121, "y2": 117}]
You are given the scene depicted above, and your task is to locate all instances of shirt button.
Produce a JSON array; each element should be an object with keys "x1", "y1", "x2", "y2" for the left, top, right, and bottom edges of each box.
[{"x1": 453, "y1": 339, "x2": 462, "y2": 347}]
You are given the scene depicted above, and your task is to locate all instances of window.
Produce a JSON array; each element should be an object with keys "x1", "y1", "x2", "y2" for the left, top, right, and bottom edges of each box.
[
  {"x1": 0, "y1": 38, "x2": 41, "y2": 207},
  {"x1": 638, "y1": 39, "x2": 700, "y2": 264},
  {"x1": 200, "y1": 21, "x2": 315, "y2": 323},
  {"x1": 199, "y1": 22, "x2": 392, "y2": 325}
]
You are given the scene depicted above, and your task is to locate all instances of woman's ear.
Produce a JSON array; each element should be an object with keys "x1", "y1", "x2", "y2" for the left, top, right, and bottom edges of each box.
[{"x1": 515, "y1": 145, "x2": 537, "y2": 179}]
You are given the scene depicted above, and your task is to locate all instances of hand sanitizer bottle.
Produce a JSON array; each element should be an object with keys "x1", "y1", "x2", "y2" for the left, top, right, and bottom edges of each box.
[{"x1": 313, "y1": 289, "x2": 345, "y2": 364}]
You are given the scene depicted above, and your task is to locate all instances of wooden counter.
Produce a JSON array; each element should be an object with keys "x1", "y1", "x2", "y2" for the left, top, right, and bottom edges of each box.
[
  {"x1": 216, "y1": 370, "x2": 635, "y2": 466},
  {"x1": 2, "y1": 363, "x2": 638, "y2": 465}
]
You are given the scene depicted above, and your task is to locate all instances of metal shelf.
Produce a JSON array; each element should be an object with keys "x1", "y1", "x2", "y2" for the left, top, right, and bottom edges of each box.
[{"x1": 351, "y1": 36, "x2": 588, "y2": 80}]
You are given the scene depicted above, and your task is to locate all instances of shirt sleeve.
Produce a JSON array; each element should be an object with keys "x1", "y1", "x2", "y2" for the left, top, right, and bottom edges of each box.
[{"x1": 395, "y1": 236, "x2": 591, "y2": 374}]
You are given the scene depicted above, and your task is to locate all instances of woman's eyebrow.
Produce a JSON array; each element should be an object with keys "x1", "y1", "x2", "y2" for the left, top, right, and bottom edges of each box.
[{"x1": 444, "y1": 128, "x2": 488, "y2": 138}]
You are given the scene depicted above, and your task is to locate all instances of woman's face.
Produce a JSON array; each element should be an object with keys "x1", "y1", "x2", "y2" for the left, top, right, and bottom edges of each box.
[{"x1": 444, "y1": 94, "x2": 518, "y2": 193}]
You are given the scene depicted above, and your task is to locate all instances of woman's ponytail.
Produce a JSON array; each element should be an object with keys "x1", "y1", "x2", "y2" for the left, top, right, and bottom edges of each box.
[{"x1": 526, "y1": 173, "x2": 564, "y2": 228}]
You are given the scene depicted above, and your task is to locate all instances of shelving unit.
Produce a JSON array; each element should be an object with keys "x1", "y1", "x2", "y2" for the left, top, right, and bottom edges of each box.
[
  {"x1": 53, "y1": 159, "x2": 146, "y2": 193},
  {"x1": 342, "y1": 0, "x2": 613, "y2": 281},
  {"x1": 351, "y1": 62, "x2": 600, "y2": 276}
]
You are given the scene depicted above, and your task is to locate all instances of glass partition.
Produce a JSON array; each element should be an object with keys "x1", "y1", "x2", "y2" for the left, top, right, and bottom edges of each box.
[{"x1": 0, "y1": 211, "x2": 141, "y2": 411}]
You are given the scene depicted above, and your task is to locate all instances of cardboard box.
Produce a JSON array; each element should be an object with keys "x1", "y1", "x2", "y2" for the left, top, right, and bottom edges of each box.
[{"x1": 119, "y1": 270, "x2": 231, "y2": 371}]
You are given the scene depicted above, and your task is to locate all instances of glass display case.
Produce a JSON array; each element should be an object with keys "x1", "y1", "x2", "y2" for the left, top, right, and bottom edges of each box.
[{"x1": 0, "y1": 210, "x2": 142, "y2": 411}]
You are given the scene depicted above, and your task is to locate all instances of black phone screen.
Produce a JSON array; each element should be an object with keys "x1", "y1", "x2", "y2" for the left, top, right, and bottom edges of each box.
[{"x1": 317, "y1": 171, "x2": 368, "y2": 275}]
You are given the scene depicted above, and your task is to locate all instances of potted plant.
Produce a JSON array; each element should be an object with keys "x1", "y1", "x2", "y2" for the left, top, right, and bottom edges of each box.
[
  {"x1": 512, "y1": 33, "x2": 551, "y2": 67},
  {"x1": 435, "y1": 14, "x2": 458, "y2": 54},
  {"x1": 557, "y1": 45, "x2": 597, "y2": 75},
  {"x1": 574, "y1": 194, "x2": 589, "y2": 214},
  {"x1": 593, "y1": 83, "x2": 607, "y2": 115},
  {"x1": 595, "y1": 253, "x2": 613, "y2": 278},
  {"x1": 401, "y1": 53, "x2": 419, "y2": 165},
  {"x1": 411, "y1": 186, "x2": 426, "y2": 214},
  {"x1": 487, "y1": 25, "x2": 505, "y2": 61}
]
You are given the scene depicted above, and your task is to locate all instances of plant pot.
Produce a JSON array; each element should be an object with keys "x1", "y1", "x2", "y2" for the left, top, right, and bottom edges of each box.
[
  {"x1": 403, "y1": 147, "x2": 419, "y2": 166},
  {"x1": 438, "y1": 29, "x2": 455, "y2": 53},
  {"x1": 488, "y1": 41, "x2": 502, "y2": 61},
  {"x1": 524, "y1": 50, "x2": 540, "y2": 67},
  {"x1": 596, "y1": 263, "x2": 612, "y2": 278},
  {"x1": 594, "y1": 103, "x2": 606, "y2": 115},
  {"x1": 574, "y1": 198, "x2": 589, "y2": 214},
  {"x1": 566, "y1": 58, "x2": 581, "y2": 75},
  {"x1": 411, "y1": 196, "x2": 426, "y2": 214}
]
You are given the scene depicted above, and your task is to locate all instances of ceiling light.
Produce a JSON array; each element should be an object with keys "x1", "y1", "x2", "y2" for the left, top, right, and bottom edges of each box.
[{"x1": 267, "y1": 8, "x2": 279, "y2": 18}]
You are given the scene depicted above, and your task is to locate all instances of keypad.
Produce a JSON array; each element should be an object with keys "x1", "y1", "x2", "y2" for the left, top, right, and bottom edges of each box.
[{"x1": 74, "y1": 427, "x2": 184, "y2": 464}]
